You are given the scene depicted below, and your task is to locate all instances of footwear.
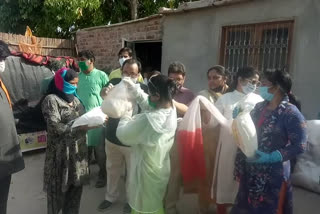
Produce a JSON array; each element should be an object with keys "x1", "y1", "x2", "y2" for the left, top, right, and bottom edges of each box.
[
  {"x1": 123, "y1": 203, "x2": 131, "y2": 214},
  {"x1": 97, "y1": 200, "x2": 112, "y2": 212},
  {"x1": 95, "y1": 176, "x2": 106, "y2": 188}
]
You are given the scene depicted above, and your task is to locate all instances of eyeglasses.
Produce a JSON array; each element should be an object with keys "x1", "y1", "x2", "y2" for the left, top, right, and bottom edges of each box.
[{"x1": 246, "y1": 79, "x2": 261, "y2": 87}]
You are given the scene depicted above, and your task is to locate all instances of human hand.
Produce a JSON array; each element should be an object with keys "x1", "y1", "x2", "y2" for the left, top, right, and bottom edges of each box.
[
  {"x1": 247, "y1": 150, "x2": 283, "y2": 164},
  {"x1": 100, "y1": 83, "x2": 114, "y2": 99},
  {"x1": 122, "y1": 77, "x2": 136, "y2": 90}
]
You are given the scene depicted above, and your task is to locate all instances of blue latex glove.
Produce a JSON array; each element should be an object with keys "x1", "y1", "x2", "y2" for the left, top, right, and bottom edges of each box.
[
  {"x1": 248, "y1": 150, "x2": 283, "y2": 164},
  {"x1": 232, "y1": 106, "x2": 240, "y2": 119}
]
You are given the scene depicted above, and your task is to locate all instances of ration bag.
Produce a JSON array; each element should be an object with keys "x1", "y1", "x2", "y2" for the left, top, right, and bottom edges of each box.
[
  {"x1": 72, "y1": 107, "x2": 106, "y2": 129},
  {"x1": 231, "y1": 111, "x2": 258, "y2": 158},
  {"x1": 101, "y1": 79, "x2": 134, "y2": 118}
]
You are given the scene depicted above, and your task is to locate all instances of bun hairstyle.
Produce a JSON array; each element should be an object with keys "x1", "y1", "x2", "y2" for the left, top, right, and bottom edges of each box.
[
  {"x1": 148, "y1": 74, "x2": 177, "y2": 103},
  {"x1": 263, "y1": 69, "x2": 301, "y2": 110}
]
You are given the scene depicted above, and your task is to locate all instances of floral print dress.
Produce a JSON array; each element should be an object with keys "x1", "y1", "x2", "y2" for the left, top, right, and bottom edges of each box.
[
  {"x1": 232, "y1": 96, "x2": 307, "y2": 214},
  {"x1": 41, "y1": 94, "x2": 90, "y2": 214}
]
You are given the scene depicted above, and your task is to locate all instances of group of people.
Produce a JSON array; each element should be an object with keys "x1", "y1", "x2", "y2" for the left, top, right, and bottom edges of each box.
[{"x1": 0, "y1": 41, "x2": 308, "y2": 214}]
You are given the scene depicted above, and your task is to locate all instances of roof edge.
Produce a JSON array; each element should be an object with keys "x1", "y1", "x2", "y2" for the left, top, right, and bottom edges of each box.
[
  {"x1": 78, "y1": 14, "x2": 162, "y2": 32},
  {"x1": 159, "y1": 0, "x2": 254, "y2": 14}
]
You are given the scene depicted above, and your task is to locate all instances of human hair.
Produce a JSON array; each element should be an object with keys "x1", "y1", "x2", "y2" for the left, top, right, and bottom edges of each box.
[
  {"x1": 122, "y1": 58, "x2": 142, "y2": 73},
  {"x1": 148, "y1": 74, "x2": 177, "y2": 103},
  {"x1": 0, "y1": 40, "x2": 11, "y2": 59},
  {"x1": 78, "y1": 50, "x2": 95, "y2": 62},
  {"x1": 207, "y1": 65, "x2": 229, "y2": 78},
  {"x1": 118, "y1": 47, "x2": 133, "y2": 57},
  {"x1": 230, "y1": 66, "x2": 259, "y2": 91},
  {"x1": 168, "y1": 61, "x2": 186, "y2": 77},
  {"x1": 263, "y1": 69, "x2": 301, "y2": 110}
]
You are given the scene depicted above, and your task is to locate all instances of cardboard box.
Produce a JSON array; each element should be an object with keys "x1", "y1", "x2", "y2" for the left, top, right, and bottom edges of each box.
[{"x1": 19, "y1": 131, "x2": 47, "y2": 152}]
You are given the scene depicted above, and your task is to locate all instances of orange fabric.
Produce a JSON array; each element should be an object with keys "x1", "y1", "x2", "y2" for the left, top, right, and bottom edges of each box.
[
  {"x1": 276, "y1": 182, "x2": 287, "y2": 214},
  {"x1": 0, "y1": 79, "x2": 12, "y2": 108}
]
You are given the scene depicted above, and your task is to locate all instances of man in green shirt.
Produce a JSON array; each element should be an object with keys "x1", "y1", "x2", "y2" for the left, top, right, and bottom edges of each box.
[{"x1": 77, "y1": 50, "x2": 109, "y2": 188}]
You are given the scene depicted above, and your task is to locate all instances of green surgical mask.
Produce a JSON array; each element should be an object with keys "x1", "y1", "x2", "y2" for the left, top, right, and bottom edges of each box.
[
  {"x1": 148, "y1": 96, "x2": 157, "y2": 109},
  {"x1": 78, "y1": 61, "x2": 89, "y2": 72}
]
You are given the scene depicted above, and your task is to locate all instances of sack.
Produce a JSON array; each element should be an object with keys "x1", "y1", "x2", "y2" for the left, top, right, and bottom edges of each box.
[
  {"x1": 72, "y1": 107, "x2": 106, "y2": 128},
  {"x1": 292, "y1": 120, "x2": 320, "y2": 194},
  {"x1": 232, "y1": 112, "x2": 258, "y2": 158},
  {"x1": 101, "y1": 80, "x2": 133, "y2": 118}
]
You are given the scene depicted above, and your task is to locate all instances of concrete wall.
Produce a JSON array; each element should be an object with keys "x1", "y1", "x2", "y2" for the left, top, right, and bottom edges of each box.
[
  {"x1": 76, "y1": 16, "x2": 163, "y2": 72},
  {"x1": 162, "y1": 0, "x2": 320, "y2": 119}
]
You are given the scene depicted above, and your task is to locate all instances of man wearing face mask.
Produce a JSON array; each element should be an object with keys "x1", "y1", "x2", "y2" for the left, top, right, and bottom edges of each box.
[
  {"x1": 77, "y1": 50, "x2": 109, "y2": 188},
  {"x1": 108, "y1": 47, "x2": 144, "y2": 83},
  {"x1": 98, "y1": 59, "x2": 148, "y2": 214},
  {"x1": 0, "y1": 40, "x2": 25, "y2": 214},
  {"x1": 212, "y1": 67, "x2": 263, "y2": 214},
  {"x1": 165, "y1": 61, "x2": 195, "y2": 214}
]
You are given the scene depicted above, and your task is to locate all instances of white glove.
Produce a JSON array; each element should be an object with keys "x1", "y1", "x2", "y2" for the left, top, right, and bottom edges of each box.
[
  {"x1": 100, "y1": 83, "x2": 114, "y2": 100},
  {"x1": 122, "y1": 77, "x2": 140, "y2": 98}
]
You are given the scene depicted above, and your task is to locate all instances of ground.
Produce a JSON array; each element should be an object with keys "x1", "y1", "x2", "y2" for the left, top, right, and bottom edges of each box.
[{"x1": 7, "y1": 150, "x2": 320, "y2": 214}]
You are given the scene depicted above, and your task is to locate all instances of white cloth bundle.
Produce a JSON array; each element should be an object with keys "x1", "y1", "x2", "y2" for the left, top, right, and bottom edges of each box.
[
  {"x1": 71, "y1": 107, "x2": 106, "y2": 128},
  {"x1": 101, "y1": 79, "x2": 134, "y2": 118},
  {"x1": 232, "y1": 111, "x2": 258, "y2": 158},
  {"x1": 292, "y1": 120, "x2": 320, "y2": 194}
]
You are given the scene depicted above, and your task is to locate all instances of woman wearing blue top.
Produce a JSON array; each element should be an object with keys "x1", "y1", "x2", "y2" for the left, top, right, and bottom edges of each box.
[{"x1": 231, "y1": 69, "x2": 307, "y2": 214}]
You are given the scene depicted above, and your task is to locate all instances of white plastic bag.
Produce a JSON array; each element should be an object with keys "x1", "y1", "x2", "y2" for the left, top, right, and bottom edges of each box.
[
  {"x1": 232, "y1": 111, "x2": 258, "y2": 158},
  {"x1": 101, "y1": 79, "x2": 134, "y2": 118},
  {"x1": 292, "y1": 120, "x2": 320, "y2": 194},
  {"x1": 72, "y1": 107, "x2": 106, "y2": 128}
]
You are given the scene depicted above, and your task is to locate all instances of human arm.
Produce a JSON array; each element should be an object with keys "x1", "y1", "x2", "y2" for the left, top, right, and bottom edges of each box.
[
  {"x1": 250, "y1": 106, "x2": 307, "y2": 163},
  {"x1": 116, "y1": 113, "x2": 151, "y2": 146},
  {"x1": 173, "y1": 100, "x2": 188, "y2": 116}
]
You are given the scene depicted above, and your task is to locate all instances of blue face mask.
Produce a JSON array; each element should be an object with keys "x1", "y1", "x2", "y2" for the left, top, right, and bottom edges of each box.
[{"x1": 259, "y1": 86, "x2": 274, "y2": 101}]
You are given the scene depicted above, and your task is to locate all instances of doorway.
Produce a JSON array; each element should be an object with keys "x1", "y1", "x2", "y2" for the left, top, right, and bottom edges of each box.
[{"x1": 124, "y1": 40, "x2": 162, "y2": 75}]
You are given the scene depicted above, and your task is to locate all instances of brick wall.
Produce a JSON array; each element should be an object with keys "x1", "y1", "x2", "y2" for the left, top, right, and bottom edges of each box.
[{"x1": 76, "y1": 15, "x2": 163, "y2": 73}]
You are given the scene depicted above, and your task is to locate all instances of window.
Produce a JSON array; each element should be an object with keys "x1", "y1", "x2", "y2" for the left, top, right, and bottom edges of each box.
[{"x1": 219, "y1": 20, "x2": 294, "y2": 76}]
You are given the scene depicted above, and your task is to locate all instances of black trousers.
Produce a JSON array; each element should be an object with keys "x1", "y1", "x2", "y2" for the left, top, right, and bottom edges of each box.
[{"x1": 0, "y1": 175, "x2": 11, "y2": 214}]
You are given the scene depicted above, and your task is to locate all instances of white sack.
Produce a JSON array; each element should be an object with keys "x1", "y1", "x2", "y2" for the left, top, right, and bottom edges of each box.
[
  {"x1": 292, "y1": 120, "x2": 320, "y2": 194},
  {"x1": 72, "y1": 107, "x2": 106, "y2": 128},
  {"x1": 231, "y1": 111, "x2": 258, "y2": 158},
  {"x1": 101, "y1": 79, "x2": 134, "y2": 118}
]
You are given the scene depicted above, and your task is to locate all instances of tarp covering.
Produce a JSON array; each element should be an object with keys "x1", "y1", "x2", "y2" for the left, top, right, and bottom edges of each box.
[
  {"x1": 0, "y1": 56, "x2": 54, "y2": 133},
  {"x1": 0, "y1": 56, "x2": 53, "y2": 104}
]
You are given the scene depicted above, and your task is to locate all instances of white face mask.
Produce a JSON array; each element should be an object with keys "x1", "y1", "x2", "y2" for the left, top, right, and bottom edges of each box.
[
  {"x1": 122, "y1": 75, "x2": 138, "y2": 84},
  {"x1": 242, "y1": 82, "x2": 256, "y2": 95},
  {"x1": 119, "y1": 57, "x2": 128, "y2": 67},
  {"x1": 0, "y1": 61, "x2": 5, "y2": 73}
]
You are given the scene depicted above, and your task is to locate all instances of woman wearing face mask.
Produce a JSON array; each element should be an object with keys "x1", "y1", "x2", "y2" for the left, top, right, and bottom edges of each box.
[
  {"x1": 231, "y1": 69, "x2": 307, "y2": 214},
  {"x1": 42, "y1": 68, "x2": 96, "y2": 214},
  {"x1": 199, "y1": 65, "x2": 229, "y2": 103},
  {"x1": 116, "y1": 74, "x2": 177, "y2": 214},
  {"x1": 212, "y1": 67, "x2": 263, "y2": 214}
]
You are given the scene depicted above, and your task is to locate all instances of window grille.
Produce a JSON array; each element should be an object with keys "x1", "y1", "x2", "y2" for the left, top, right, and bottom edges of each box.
[{"x1": 219, "y1": 20, "x2": 294, "y2": 76}]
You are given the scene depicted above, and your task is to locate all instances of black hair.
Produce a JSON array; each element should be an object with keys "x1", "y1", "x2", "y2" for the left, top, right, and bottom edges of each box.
[
  {"x1": 207, "y1": 65, "x2": 229, "y2": 78},
  {"x1": 230, "y1": 66, "x2": 259, "y2": 91},
  {"x1": 168, "y1": 61, "x2": 186, "y2": 77},
  {"x1": 148, "y1": 74, "x2": 177, "y2": 103},
  {"x1": 122, "y1": 58, "x2": 142, "y2": 73},
  {"x1": 118, "y1": 47, "x2": 133, "y2": 57},
  {"x1": 263, "y1": 69, "x2": 301, "y2": 110},
  {"x1": 78, "y1": 50, "x2": 95, "y2": 62},
  {"x1": 0, "y1": 40, "x2": 11, "y2": 60}
]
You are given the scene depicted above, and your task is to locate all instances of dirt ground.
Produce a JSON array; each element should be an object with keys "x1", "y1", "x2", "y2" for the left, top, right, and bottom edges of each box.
[{"x1": 7, "y1": 150, "x2": 320, "y2": 214}]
